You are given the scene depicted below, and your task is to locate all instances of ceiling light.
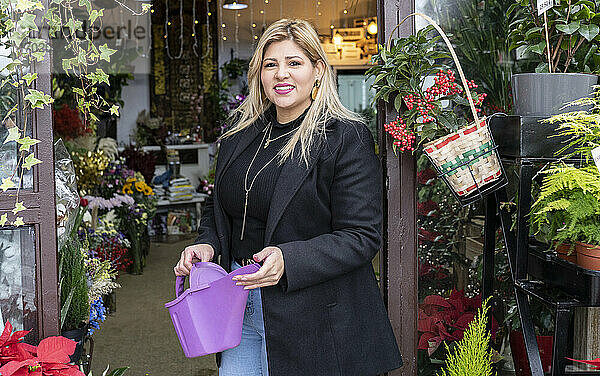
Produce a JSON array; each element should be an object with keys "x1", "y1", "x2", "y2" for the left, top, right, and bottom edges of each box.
[
  {"x1": 223, "y1": 0, "x2": 248, "y2": 9},
  {"x1": 367, "y1": 20, "x2": 377, "y2": 35}
]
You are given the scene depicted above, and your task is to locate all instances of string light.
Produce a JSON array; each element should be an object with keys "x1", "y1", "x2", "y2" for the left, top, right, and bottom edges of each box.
[
  {"x1": 219, "y1": 0, "x2": 225, "y2": 51},
  {"x1": 201, "y1": 0, "x2": 212, "y2": 60},
  {"x1": 192, "y1": 0, "x2": 199, "y2": 56},
  {"x1": 165, "y1": 0, "x2": 184, "y2": 59},
  {"x1": 235, "y1": 10, "x2": 239, "y2": 58}
]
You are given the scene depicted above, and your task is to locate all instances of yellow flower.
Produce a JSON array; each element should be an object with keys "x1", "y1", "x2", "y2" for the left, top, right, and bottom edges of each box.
[
  {"x1": 135, "y1": 182, "x2": 145, "y2": 192},
  {"x1": 126, "y1": 177, "x2": 136, "y2": 183},
  {"x1": 122, "y1": 183, "x2": 134, "y2": 195},
  {"x1": 144, "y1": 187, "x2": 153, "y2": 196}
]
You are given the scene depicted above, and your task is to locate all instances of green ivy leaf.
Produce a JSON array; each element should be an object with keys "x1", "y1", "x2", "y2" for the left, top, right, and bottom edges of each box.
[
  {"x1": 18, "y1": 13, "x2": 38, "y2": 32},
  {"x1": 24, "y1": 89, "x2": 53, "y2": 109},
  {"x1": 141, "y1": 3, "x2": 152, "y2": 14},
  {"x1": 13, "y1": 217, "x2": 24, "y2": 227},
  {"x1": 3, "y1": 127, "x2": 20, "y2": 144},
  {"x1": 12, "y1": 202, "x2": 26, "y2": 215},
  {"x1": 0, "y1": 214, "x2": 8, "y2": 227},
  {"x1": 89, "y1": 9, "x2": 103, "y2": 24},
  {"x1": 15, "y1": 0, "x2": 43, "y2": 11},
  {"x1": 22, "y1": 73, "x2": 37, "y2": 86},
  {"x1": 79, "y1": 0, "x2": 91, "y2": 13},
  {"x1": 0, "y1": 178, "x2": 16, "y2": 191},
  {"x1": 22, "y1": 153, "x2": 42, "y2": 170},
  {"x1": 31, "y1": 51, "x2": 45, "y2": 62},
  {"x1": 99, "y1": 43, "x2": 116, "y2": 62},
  {"x1": 579, "y1": 24, "x2": 600, "y2": 41},
  {"x1": 16, "y1": 136, "x2": 40, "y2": 152},
  {"x1": 109, "y1": 105, "x2": 120, "y2": 116}
]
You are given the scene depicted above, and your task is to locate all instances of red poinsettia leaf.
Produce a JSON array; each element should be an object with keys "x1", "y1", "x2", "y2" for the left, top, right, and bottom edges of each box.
[
  {"x1": 566, "y1": 358, "x2": 600, "y2": 369},
  {"x1": 56, "y1": 364, "x2": 86, "y2": 376},
  {"x1": 36, "y1": 336, "x2": 76, "y2": 364},
  {"x1": 453, "y1": 312, "x2": 476, "y2": 330},
  {"x1": 0, "y1": 321, "x2": 14, "y2": 346},
  {"x1": 0, "y1": 358, "x2": 38, "y2": 376},
  {"x1": 423, "y1": 295, "x2": 451, "y2": 308},
  {"x1": 417, "y1": 315, "x2": 438, "y2": 333},
  {"x1": 452, "y1": 329, "x2": 465, "y2": 341},
  {"x1": 418, "y1": 332, "x2": 437, "y2": 350}
]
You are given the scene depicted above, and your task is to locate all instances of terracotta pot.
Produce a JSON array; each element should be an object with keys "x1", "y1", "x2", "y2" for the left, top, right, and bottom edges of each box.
[
  {"x1": 510, "y1": 330, "x2": 553, "y2": 376},
  {"x1": 555, "y1": 242, "x2": 577, "y2": 264},
  {"x1": 576, "y1": 241, "x2": 600, "y2": 270}
]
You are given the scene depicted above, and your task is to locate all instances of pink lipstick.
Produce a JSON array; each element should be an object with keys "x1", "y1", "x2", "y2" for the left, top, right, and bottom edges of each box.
[{"x1": 274, "y1": 83, "x2": 294, "y2": 95}]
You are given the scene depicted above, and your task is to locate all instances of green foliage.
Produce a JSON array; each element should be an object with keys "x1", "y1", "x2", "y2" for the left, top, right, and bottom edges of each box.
[
  {"x1": 367, "y1": 25, "x2": 447, "y2": 108},
  {"x1": 542, "y1": 87, "x2": 600, "y2": 161},
  {"x1": 439, "y1": 298, "x2": 495, "y2": 376},
  {"x1": 508, "y1": 0, "x2": 600, "y2": 73},
  {"x1": 59, "y1": 206, "x2": 90, "y2": 330},
  {"x1": 530, "y1": 164, "x2": 600, "y2": 245},
  {"x1": 427, "y1": 0, "x2": 518, "y2": 113},
  {"x1": 366, "y1": 25, "x2": 486, "y2": 146}
]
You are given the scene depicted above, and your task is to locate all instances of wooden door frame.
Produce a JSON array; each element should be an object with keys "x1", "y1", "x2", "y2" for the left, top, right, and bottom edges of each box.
[
  {"x1": 0, "y1": 0, "x2": 59, "y2": 340},
  {"x1": 377, "y1": 1, "x2": 418, "y2": 375}
]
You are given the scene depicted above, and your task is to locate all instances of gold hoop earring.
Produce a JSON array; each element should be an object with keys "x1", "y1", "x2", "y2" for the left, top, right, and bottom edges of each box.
[{"x1": 311, "y1": 79, "x2": 321, "y2": 101}]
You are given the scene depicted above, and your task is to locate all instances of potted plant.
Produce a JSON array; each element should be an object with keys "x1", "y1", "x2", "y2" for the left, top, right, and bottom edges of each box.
[
  {"x1": 530, "y1": 90, "x2": 600, "y2": 269},
  {"x1": 508, "y1": 0, "x2": 600, "y2": 116},
  {"x1": 366, "y1": 17, "x2": 504, "y2": 204}
]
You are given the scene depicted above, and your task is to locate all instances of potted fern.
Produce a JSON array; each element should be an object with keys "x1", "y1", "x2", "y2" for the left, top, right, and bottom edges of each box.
[{"x1": 530, "y1": 89, "x2": 600, "y2": 269}]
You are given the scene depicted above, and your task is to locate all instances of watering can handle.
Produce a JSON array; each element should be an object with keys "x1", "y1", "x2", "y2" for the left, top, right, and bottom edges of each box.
[{"x1": 176, "y1": 276, "x2": 186, "y2": 297}]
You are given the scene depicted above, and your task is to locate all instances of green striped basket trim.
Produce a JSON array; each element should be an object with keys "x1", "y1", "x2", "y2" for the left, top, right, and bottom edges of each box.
[{"x1": 438, "y1": 141, "x2": 493, "y2": 174}]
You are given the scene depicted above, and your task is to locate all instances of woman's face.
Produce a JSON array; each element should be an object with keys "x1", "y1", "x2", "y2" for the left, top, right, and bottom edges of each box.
[{"x1": 260, "y1": 39, "x2": 324, "y2": 123}]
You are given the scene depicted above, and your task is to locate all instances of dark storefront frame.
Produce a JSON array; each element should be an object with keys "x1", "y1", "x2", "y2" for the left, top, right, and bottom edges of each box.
[
  {"x1": 0, "y1": 0, "x2": 59, "y2": 340},
  {"x1": 378, "y1": 1, "x2": 418, "y2": 375}
]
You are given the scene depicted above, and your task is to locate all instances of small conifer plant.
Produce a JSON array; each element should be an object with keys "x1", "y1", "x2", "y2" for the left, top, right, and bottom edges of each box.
[{"x1": 439, "y1": 298, "x2": 495, "y2": 376}]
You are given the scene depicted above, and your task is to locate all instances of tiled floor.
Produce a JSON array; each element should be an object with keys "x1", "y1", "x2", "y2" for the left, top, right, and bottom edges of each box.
[{"x1": 90, "y1": 236, "x2": 218, "y2": 376}]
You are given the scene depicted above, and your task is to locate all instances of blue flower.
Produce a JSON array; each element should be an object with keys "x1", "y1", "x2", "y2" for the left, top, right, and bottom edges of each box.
[{"x1": 88, "y1": 297, "x2": 107, "y2": 335}]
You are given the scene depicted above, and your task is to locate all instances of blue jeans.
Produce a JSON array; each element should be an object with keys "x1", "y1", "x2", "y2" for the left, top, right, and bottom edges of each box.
[{"x1": 219, "y1": 261, "x2": 269, "y2": 376}]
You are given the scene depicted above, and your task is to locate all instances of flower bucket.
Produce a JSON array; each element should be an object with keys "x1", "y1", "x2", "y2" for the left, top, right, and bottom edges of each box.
[
  {"x1": 392, "y1": 13, "x2": 507, "y2": 205},
  {"x1": 165, "y1": 262, "x2": 260, "y2": 358},
  {"x1": 576, "y1": 242, "x2": 600, "y2": 271}
]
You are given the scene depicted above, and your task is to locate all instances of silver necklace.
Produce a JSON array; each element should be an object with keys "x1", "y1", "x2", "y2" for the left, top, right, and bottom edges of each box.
[
  {"x1": 264, "y1": 125, "x2": 296, "y2": 149},
  {"x1": 241, "y1": 122, "x2": 280, "y2": 240}
]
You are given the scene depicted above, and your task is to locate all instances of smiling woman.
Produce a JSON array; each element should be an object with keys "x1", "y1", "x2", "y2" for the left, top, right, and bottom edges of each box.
[
  {"x1": 260, "y1": 40, "x2": 324, "y2": 123},
  {"x1": 174, "y1": 18, "x2": 402, "y2": 376}
]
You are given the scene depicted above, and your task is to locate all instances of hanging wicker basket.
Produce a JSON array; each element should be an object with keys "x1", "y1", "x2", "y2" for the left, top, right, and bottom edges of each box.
[{"x1": 389, "y1": 13, "x2": 507, "y2": 205}]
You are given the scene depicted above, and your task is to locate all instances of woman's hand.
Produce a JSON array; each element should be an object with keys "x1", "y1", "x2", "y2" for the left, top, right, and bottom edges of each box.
[
  {"x1": 232, "y1": 246, "x2": 285, "y2": 289},
  {"x1": 174, "y1": 244, "x2": 215, "y2": 276}
]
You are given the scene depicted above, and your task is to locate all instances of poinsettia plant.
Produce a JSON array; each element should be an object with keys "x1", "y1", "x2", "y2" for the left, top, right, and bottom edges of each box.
[
  {"x1": 366, "y1": 25, "x2": 487, "y2": 152},
  {"x1": 0, "y1": 321, "x2": 84, "y2": 376},
  {"x1": 418, "y1": 289, "x2": 498, "y2": 356}
]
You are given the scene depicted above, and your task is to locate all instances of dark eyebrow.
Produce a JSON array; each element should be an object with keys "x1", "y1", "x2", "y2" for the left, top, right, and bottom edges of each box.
[{"x1": 262, "y1": 56, "x2": 304, "y2": 62}]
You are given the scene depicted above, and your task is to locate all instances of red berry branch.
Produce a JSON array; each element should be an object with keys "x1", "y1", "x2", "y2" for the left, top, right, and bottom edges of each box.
[{"x1": 384, "y1": 69, "x2": 487, "y2": 153}]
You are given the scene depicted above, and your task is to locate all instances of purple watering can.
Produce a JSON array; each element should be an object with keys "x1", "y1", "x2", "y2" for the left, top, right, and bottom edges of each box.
[{"x1": 165, "y1": 262, "x2": 260, "y2": 358}]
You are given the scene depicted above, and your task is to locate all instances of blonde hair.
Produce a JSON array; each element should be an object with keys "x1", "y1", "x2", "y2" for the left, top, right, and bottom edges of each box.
[{"x1": 220, "y1": 18, "x2": 363, "y2": 166}]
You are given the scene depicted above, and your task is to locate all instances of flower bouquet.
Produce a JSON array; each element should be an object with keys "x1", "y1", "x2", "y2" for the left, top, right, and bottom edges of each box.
[{"x1": 367, "y1": 13, "x2": 506, "y2": 204}]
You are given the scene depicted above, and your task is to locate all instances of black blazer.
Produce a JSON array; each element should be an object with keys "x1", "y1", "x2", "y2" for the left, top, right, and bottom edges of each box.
[{"x1": 196, "y1": 115, "x2": 403, "y2": 376}]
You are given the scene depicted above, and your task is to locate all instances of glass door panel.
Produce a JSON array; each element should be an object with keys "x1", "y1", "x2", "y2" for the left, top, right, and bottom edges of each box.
[{"x1": 0, "y1": 226, "x2": 38, "y2": 343}]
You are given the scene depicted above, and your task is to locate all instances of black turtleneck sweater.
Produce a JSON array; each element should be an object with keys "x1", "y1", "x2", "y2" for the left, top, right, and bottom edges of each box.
[{"x1": 220, "y1": 108, "x2": 305, "y2": 259}]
